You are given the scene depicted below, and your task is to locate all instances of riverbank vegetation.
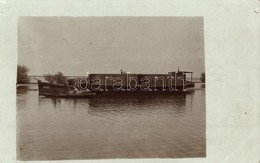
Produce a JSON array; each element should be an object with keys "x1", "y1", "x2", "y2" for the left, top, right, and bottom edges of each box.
[
  {"x1": 17, "y1": 65, "x2": 30, "y2": 84},
  {"x1": 200, "y1": 72, "x2": 205, "y2": 83},
  {"x1": 43, "y1": 72, "x2": 68, "y2": 84}
]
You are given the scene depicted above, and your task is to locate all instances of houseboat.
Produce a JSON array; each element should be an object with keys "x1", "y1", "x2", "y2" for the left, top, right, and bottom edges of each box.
[{"x1": 37, "y1": 70, "x2": 194, "y2": 98}]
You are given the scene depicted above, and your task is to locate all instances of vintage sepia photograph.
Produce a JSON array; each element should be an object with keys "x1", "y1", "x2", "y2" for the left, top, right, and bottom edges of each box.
[{"x1": 16, "y1": 17, "x2": 205, "y2": 160}]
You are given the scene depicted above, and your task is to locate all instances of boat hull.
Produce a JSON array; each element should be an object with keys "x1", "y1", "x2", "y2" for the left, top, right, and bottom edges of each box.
[{"x1": 40, "y1": 92, "x2": 96, "y2": 98}]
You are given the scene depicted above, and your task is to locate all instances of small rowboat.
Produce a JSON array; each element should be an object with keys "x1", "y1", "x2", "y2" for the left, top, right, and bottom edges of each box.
[{"x1": 37, "y1": 80, "x2": 96, "y2": 98}]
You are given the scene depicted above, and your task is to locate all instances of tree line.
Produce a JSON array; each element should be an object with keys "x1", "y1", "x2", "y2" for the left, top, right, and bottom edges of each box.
[
  {"x1": 17, "y1": 65, "x2": 205, "y2": 84},
  {"x1": 17, "y1": 65, "x2": 67, "y2": 84}
]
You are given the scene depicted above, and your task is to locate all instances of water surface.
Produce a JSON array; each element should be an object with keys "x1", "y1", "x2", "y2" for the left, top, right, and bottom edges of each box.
[{"x1": 17, "y1": 84, "x2": 206, "y2": 160}]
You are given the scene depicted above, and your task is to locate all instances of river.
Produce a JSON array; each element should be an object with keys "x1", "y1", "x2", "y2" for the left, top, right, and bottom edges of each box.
[{"x1": 17, "y1": 84, "x2": 206, "y2": 160}]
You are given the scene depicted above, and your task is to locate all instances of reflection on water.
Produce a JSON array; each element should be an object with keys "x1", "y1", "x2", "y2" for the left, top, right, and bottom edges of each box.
[
  {"x1": 87, "y1": 94, "x2": 187, "y2": 117},
  {"x1": 17, "y1": 85, "x2": 205, "y2": 160}
]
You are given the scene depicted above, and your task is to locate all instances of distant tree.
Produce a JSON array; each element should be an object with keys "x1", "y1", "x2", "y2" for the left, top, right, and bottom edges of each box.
[
  {"x1": 17, "y1": 65, "x2": 30, "y2": 84},
  {"x1": 120, "y1": 69, "x2": 126, "y2": 74},
  {"x1": 200, "y1": 72, "x2": 205, "y2": 83},
  {"x1": 43, "y1": 72, "x2": 68, "y2": 84}
]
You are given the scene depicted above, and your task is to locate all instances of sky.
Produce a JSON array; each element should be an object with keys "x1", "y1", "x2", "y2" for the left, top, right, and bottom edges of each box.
[{"x1": 18, "y1": 17, "x2": 204, "y2": 77}]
